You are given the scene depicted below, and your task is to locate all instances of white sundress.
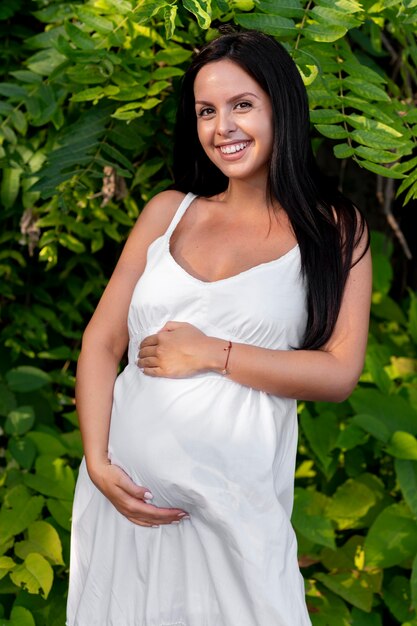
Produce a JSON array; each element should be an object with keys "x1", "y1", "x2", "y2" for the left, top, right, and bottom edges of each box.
[{"x1": 67, "y1": 192, "x2": 312, "y2": 626}]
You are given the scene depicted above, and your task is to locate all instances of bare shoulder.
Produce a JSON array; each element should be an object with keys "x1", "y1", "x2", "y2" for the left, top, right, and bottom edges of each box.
[{"x1": 139, "y1": 189, "x2": 186, "y2": 232}]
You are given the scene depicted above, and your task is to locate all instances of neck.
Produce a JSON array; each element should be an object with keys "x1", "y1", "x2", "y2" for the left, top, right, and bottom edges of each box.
[{"x1": 219, "y1": 178, "x2": 275, "y2": 214}]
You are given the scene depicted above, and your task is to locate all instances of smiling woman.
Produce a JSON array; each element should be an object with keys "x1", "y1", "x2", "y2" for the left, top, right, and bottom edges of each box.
[{"x1": 67, "y1": 30, "x2": 371, "y2": 626}]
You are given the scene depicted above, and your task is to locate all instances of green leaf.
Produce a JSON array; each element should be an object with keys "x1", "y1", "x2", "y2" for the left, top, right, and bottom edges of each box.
[
  {"x1": 1, "y1": 168, "x2": 22, "y2": 209},
  {"x1": 311, "y1": 6, "x2": 362, "y2": 28},
  {"x1": 14, "y1": 521, "x2": 64, "y2": 566},
  {"x1": 357, "y1": 159, "x2": 405, "y2": 179},
  {"x1": 101, "y1": 142, "x2": 134, "y2": 172},
  {"x1": 10, "y1": 553, "x2": 53, "y2": 599},
  {"x1": 0, "y1": 556, "x2": 16, "y2": 581},
  {"x1": 365, "y1": 343, "x2": 392, "y2": 393},
  {"x1": 344, "y1": 77, "x2": 390, "y2": 102},
  {"x1": 292, "y1": 488, "x2": 335, "y2": 548},
  {"x1": 0, "y1": 486, "x2": 44, "y2": 544},
  {"x1": 37, "y1": 346, "x2": 72, "y2": 360},
  {"x1": 333, "y1": 143, "x2": 355, "y2": 158},
  {"x1": 351, "y1": 128, "x2": 409, "y2": 150},
  {"x1": 76, "y1": 8, "x2": 114, "y2": 33},
  {"x1": 306, "y1": 587, "x2": 351, "y2": 625},
  {"x1": 350, "y1": 607, "x2": 382, "y2": 626},
  {"x1": 383, "y1": 575, "x2": 413, "y2": 623},
  {"x1": 371, "y1": 245, "x2": 393, "y2": 294},
  {"x1": 316, "y1": 570, "x2": 379, "y2": 613},
  {"x1": 364, "y1": 502, "x2": 417, "y2": 568},
  {"x1": 304, "y1": 23, "x2": 348, "y2": 42},
  {"x1": 182, "y1": 0, "x2": 212, "y2": 28},
  {"x1": 353, "y1": 145, "x2": 399, "y2": 164},
  {"x1": 8, "y1": 437, "x2": 37, "y2": 470},
  {"x1": 352, "y1": 413, "x2": 391, "y2": 443},
  {"x1": 325, "y1": 474, "x2": 387, "y2": 530},
  {"x1": 256, "y1": 0, "x2": 304, "y2": 18},
  {"x1": 6, "y1": 366, "x2": 50, "y2": 392},
  {"x1": 58, "y1": 233, "x2": 86, "y2": 254},
  {"x1": 0, "y1": 83, "x2": 27, "y2": 98},
  {"x1": 23, "y1": 456, "x2": 75, "y2": 501},
  {"x1": 386, "y1": 431, "x2": 417, "y2": 460},
  {"x1": 5, "y1": 406, "x2": 35, "y2": 436},
  {"x1": 349, "y1": 388, "x2": 417, "y2": 436},
  {"x1": 132, "y1": 157, "x2": 164, "y2": 188},
  {"x1": 335, "y1": 423, "x2": 368, "y2": 450},
  {"x1": 8, "y1": 605, "x2": 36, "y2": 626},
  {"x1": 64, "y1": 21, "x2": 97, "y2": 50},
  {"x1": 46, "y1": 499, "x2": 72, "y2": 531},
  {"x1": 300, "y1": 409, "x2": 339, "y2": 475},
  {"x1": 26, "y1": 432, "x2": 67, "y2": 458},
  {"x1": 343, "y1": 60, "x2": 385, "y2": 84},
  {"x1": 235, "y1": 12, "x2": 296, "y2": 35},
  {"x1": 164, "y1": 4, "x2": 177, "y2": 39},
  {"x1": 371, "y1": 292, "x2": 407, "y2": 324},
  {"x1": 0, "y1": 382, "x2": 17, "y2": 417},
  {"x1": 154, "y1": 47, "x2": 192, "y2": 65},
  {"x1": 316, "y1": 124, "x2": 349, "y2": 140},
  {"x1": 310, "y1": 109, "x2": 345, "y2": 124}
]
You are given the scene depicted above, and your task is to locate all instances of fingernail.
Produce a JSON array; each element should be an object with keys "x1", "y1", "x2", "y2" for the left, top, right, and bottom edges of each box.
[
  {"x1": 144, "y1": 491, "x2": 153, "y2": 499},
  {"x1": 177, "y1": 512, "x2": 187, "y2": 518}
]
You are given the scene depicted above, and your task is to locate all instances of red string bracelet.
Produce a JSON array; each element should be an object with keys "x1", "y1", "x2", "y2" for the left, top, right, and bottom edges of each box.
[{"x1": 221, "y1": 340, "x2": 232, "y2": 375}]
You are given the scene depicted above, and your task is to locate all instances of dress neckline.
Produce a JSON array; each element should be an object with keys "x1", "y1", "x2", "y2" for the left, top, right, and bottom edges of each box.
[{"x1": 165, "y1": 193, "x2": 300, "y2": 286}]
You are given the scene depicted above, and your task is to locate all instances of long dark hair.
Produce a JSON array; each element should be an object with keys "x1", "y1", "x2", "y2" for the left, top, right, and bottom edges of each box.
[{"x1": 173, "y1": 30, "x2": 369, "y2": 350}]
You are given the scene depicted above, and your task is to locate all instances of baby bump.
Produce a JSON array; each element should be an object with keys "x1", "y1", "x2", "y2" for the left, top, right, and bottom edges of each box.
[{"x1": 108, "y1": 365, "x2": 289, "y2": 514}]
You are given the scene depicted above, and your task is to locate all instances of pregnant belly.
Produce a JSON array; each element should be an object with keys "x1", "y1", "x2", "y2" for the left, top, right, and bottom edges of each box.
[{"x1": 107, "y1": 364, "x2": 293, "y2": 515}]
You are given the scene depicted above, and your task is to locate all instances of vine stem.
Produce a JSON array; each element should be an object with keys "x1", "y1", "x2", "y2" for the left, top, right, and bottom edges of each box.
[{"x1": 295, "y1": 0, "x2": 313, "y2": 51}]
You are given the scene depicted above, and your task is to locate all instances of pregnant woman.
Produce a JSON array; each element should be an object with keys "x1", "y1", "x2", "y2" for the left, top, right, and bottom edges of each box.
[{"x1": 67, "y1": 30, "x2": 371, "y2": 626}]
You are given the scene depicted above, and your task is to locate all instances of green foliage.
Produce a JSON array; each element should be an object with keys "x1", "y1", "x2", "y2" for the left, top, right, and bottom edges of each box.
[
  {"x1": 0, "y1": 0, "x2": 417, "y2": 623},
  {"x1": 294, "y1": 232, "x2": 417, "y2": 624}
]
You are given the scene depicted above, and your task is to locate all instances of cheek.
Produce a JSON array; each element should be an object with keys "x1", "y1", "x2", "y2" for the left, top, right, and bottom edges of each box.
[{"x1": 197, "y1": 122, "x2": 213, "y2": 153}]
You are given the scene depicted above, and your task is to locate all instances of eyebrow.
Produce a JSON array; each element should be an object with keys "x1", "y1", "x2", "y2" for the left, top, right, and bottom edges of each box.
[{"x1": 195, "y1": 92, "x2": 261, "y2": 105}]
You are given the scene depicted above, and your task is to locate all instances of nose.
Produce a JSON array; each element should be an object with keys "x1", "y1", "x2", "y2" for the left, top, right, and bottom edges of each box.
[{"x1": 215, "y1": 108, "x2": 236, "y2": 136}]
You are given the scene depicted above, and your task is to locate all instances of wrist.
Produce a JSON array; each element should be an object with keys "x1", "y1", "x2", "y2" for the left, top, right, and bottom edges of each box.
[
  {"x1": 205, "y1": 336, "x2": 233, "y2": 374},
  {"x1": 85, "y1": 452, "x2": 110, "y2": 486}
]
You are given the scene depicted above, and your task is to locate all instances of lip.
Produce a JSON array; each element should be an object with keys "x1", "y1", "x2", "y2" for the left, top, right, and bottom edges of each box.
[{"x1": 215, "y1": 140, "x2": 252, "y2": 160}]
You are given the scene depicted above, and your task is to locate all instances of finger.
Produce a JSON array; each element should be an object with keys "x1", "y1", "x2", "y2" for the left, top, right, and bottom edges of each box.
[
  {"x1": 137, "y1": 357, "x2": 159, "y2": 369},
  {"x1": 139, "y1": 334, "x2": 159, "y2": 348},
  {"x1": 160, "y1": 321, "x2": 183, "y2": 332},
  {"x1": 115, "y1": 472, "x2": 153, "y2": 501},
  {"x1": 138, "y1": 346, "x2": 156, "y2": 358},
  {"x1": 143, "y1": 366, "x2": 164, "y2": 377}
]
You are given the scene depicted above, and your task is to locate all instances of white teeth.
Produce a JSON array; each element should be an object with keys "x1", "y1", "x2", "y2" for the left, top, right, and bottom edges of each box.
[{"x1": 219, "y1": 142, "x2": 249, "y2": 154}]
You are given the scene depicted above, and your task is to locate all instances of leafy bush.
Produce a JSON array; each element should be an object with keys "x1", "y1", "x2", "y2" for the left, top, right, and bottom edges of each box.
[{"x1": 1, "y1": 0, "x2": 417, "y2": 623}]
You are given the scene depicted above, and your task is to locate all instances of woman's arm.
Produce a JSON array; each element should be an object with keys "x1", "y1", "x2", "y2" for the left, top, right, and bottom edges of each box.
[
  {"x1": 76, "y1": 189, "x2": 189, "y2": 526},
  {"x1": 138, "y1": 233, "x2": 372, "y2": 402}
]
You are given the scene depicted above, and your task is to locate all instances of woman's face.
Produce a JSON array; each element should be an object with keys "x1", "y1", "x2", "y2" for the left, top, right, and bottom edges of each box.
[{"x1": 193, "y1": 59, "x2": 274, "y2": 186}]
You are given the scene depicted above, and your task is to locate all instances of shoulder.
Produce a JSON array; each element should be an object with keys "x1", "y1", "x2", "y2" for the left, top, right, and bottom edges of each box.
[{"x1": 140, "y1": 190, "x2": 187, "y2": 229}]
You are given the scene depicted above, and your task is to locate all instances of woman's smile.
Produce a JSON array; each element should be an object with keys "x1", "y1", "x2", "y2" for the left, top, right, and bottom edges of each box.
[{"x1": 216, "y1": 140, "x2": 252, "y2": 159}]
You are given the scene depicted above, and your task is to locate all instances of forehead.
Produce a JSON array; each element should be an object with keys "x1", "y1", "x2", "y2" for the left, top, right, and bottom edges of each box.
[{"x1": 193, "y1": 59, "x2": 265, "y2": 100}]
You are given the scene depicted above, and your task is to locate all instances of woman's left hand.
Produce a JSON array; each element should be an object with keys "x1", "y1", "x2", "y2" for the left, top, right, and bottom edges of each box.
[{"x1": 138, "y1": 321, "x2": 214, "y2": 378}]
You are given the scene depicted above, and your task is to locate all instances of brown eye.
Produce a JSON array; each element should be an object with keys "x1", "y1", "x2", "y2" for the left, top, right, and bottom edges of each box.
[
  {"x1": 235, "y1": 101, "x2": 252, "y2": 110},
  {"x1": 198, "y1": 107, "x2": 215, "y2": 117}
]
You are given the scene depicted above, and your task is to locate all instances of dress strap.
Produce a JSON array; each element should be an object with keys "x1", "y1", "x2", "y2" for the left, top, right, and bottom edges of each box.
[{"x1": 164, "y1": 192, "x2": 197, "y2": 239}]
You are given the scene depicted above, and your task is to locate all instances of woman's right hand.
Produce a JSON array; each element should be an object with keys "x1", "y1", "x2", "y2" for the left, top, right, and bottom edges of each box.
[{"x1": 88, "y1": 461, "x2": 189, "y2": 527}]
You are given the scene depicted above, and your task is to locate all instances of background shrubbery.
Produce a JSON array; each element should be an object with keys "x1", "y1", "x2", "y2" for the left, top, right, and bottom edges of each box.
[{"x1": 1, "y1": 0, "x2": 417, "y2": 624}]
